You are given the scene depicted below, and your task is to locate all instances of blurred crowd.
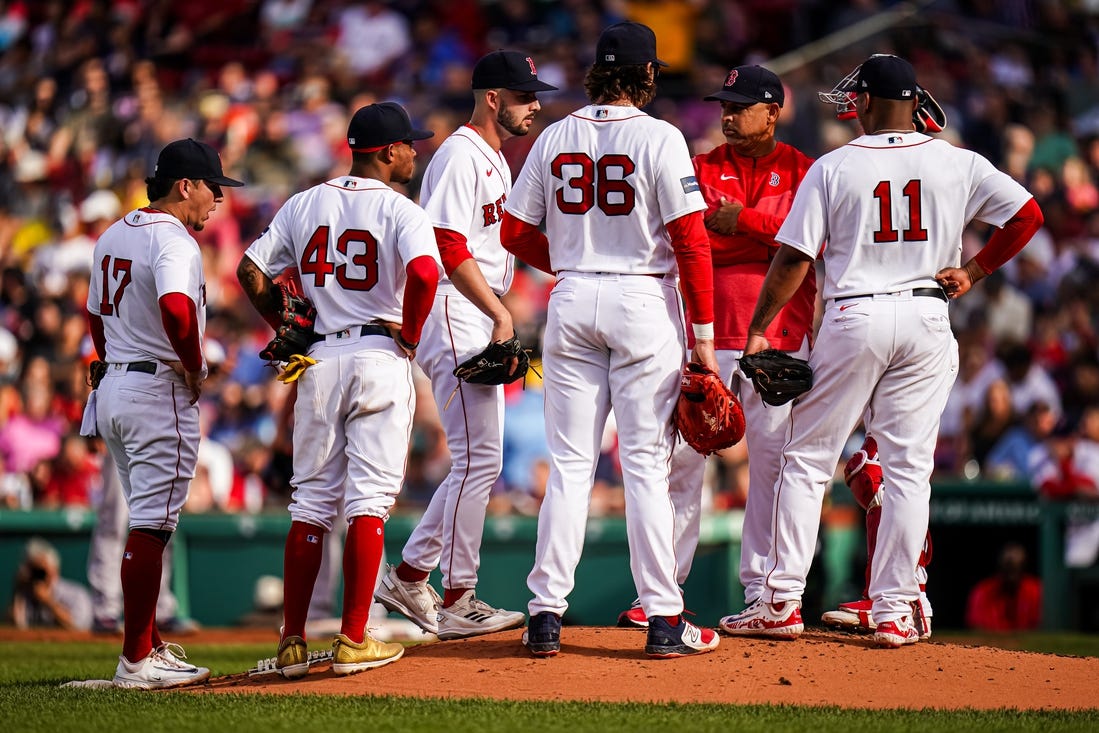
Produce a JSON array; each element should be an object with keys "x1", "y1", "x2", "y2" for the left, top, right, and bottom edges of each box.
[{"x1": 2, "y1": 0, "x2": 1099, "y2": 521}]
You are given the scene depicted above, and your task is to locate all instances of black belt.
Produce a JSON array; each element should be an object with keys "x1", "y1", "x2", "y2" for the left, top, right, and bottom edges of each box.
[
  {"x1": 315, "y1": 324, "x2": 390, "y2": 342},
  {"x1": 835, "y1": 287, "x2": 947, "y2": 303},
  {"x1": 125, "y1": 361, "x2": 157, "y2": 374}
]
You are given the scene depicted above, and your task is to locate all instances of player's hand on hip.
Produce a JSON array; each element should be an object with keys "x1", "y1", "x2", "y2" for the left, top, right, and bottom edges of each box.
[
  {"x1": 691, "y1": 339, "x2": 719, "y2": 374},
  {"x1": 381, "y1": 321, "x2": 417, "y2": 360},
  {"x1": 744, "y1": 333, "x2": 771, "y2": 356},
  {"x1": 935, "y1": 261, "x2": 983, "y2": 299},
  {"x1": 184, "y1": 370, "x2": 204, "y2": 405}
]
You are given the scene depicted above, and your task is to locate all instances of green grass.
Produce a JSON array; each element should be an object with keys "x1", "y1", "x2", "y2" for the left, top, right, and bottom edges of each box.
[{"x1": 2, "y1": 638, "x2": 1098, "y2": 733}]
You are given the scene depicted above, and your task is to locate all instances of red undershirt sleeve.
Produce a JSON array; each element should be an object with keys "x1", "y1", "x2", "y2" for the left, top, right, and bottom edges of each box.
[
  {"x1": 667, "y1": 212, "x2": 714, "y2": 325},
  {"x1": 401, "y1": 255, "x2": 439, "y2": 345},
  {"x1": 87, "y1": 311, "x2": 106, "y2": 360},
  {"x1": 159, "y1": 292, "x2": 203, "y2": 372},
  {"x1": 435, "y1": 227, "x2": 473, "y2": 276},
  {"x1": 974, "y1": 198, "x2": 1044, "y2": 275},
  {"x1": 500, "y1": 212, "x2": 553, "y2": 274}
]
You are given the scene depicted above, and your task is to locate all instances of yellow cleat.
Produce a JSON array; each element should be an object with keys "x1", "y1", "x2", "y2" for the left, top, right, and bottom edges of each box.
[
  {"x1": 276, "y1": 635, "x2": 309, "y2": 679},
  {"x1": 331, "y1": 632, "x2": 404, "y2": 675}
]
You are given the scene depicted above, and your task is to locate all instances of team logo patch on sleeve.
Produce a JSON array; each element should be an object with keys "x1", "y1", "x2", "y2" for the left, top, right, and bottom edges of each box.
[{"x1": 680, "y1": 176, "x2": 700, "y2": 194}]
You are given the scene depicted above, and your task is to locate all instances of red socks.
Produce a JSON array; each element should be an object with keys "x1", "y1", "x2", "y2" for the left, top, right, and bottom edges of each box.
[
  {"x1": 282, "y1": 521, "x2": 326, "y2": 640},
  {"x1": 396, "y1": 561, "x2": 429, "y2": 583},
  {"x1": 443, "y1": 588, "x2": 470, "y2": 608},
  {"x1": 340, "y1": 515, "x2": 385, "y2": 643},
  {"x1": 121, "y1": 530, "x2": 167, "y2": 663}
]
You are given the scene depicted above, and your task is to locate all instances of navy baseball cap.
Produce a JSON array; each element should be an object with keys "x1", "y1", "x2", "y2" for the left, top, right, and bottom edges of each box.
[
  {"x1": 154, "y1": 139, "x2": 244, "y2": 186},
  {"x1": 704, "y1": 65, "x2": 784, "y2": 106},
  {"x1": 347, "y1": 102, "x2": 434, "y2": 153},
  {"x1": 595, "y1": 21, "x2": 668, "y2": 68},
  {"x1": 472, "y1": 50, "x2": 558, "y2": 92},
  {"x1": 856, "y1": 54, "x2": 917, "y2": 101}
]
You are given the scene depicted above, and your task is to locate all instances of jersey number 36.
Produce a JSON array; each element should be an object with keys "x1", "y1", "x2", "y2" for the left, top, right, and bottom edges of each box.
[{"x1": 552, "y1": 153, "x2": 636, "y2": 217}]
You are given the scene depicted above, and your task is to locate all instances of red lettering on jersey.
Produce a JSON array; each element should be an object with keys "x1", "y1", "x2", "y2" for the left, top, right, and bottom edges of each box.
[{"x1": 482, "y1": 194, "x2": 507, "y2": 227}]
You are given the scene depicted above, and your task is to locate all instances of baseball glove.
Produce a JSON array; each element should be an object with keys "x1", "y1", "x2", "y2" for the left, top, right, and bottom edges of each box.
[
  {"x1": 259, "y1": 284, "x2": 318, "y2": 363},
  {"x1": 738, "y1": 349, "x2": 814, "y2": 407},
  {"x1": 452, "y1": 335, "x2": 530, "y2": 386},
  {"x1": 87, "y1": 359, "x2": 108, "y2": 390},
  {"x1": 674, "y1": 363, "x2": 745, "y2": 455}
]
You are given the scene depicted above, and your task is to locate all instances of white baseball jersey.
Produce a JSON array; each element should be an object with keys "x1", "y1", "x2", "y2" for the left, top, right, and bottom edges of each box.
[
  {"x1": 420, "y1": 126, "x2": 514, "y2": 295},
  {"x1": 506, "y1": 104, "x2": 705, "y2": 273},
  {"x1": 87, "y1": 209, "x2": 207, "y2": 366},
  {"x1": 244, "y1": 177, "x2": 440, "y2": 333},
  {"x1": 776, "y1": 132, "x2": 1033, "y2": 298}
]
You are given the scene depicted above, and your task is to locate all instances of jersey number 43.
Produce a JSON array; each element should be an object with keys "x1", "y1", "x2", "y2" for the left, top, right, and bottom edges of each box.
[{"x1": 300, "y1": 225, "x2": 379, "y2": 291}]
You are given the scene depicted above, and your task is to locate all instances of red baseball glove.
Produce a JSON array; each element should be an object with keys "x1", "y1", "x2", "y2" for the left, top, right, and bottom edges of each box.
[{"x1": 674, "y1": 363, "x2": 745, "y2": 455}]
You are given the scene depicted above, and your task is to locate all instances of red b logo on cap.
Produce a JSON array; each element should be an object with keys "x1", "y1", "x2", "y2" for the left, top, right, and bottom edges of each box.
[{"x1": 725, "y1": 69, "x2": 739, "y2": 87}]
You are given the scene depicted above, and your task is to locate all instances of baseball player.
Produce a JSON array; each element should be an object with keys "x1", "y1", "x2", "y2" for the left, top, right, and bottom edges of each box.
[
  {"x1": 820, "y1": 432, "x2": 934, "y2": 638},
  {"x1": 612, "y1": 66, "x2": 816, "y2": 633},
  {"x1": 237, "y1": 101, "x2": 441, "y2": 677},
  {"x1": 501, "y1": 21, "x2": 720, "y2": 658},
  {"x1": 374, "y1": 50, "x2": 556, "y2": 640},
  {"x1": 730, "y1": 54, "x2": 1043, "y2": 647},
  {"x1": 85, "y1": 137, "x2": 243, "y2": 688}
]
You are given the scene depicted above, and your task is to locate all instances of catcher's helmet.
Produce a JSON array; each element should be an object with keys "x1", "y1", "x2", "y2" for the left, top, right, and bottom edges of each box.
[{"x1": 818, "y1": 54, "x2": 947, "y2": 133}]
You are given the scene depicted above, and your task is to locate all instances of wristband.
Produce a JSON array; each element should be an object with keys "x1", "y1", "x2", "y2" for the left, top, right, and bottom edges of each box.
[
  {"x1": 692, "y1": 323, "x2": 715, "y2": 341},
  {"x1": 395, "y1": 332, "x2": 419, "y2": 351}
]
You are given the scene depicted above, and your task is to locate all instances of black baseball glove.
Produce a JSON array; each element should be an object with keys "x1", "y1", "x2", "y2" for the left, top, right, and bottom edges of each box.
[
  {"x1": 738, "y1": 349, "x2": 814, "y2": 407},
  {"x1": 453, "y1": 335, "x2": 530, "y2": 386},
  {"x1": 259, "y1": 284, "x2": 318, "y2": 363}
]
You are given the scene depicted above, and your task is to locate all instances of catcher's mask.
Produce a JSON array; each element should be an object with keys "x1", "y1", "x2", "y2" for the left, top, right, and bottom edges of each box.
[
  {"x1": 817, "y1": 60, "x2": 864, "y2": 121},
  {"x1": 818, "y1": 55, "x2": 947, "y2": 133}
]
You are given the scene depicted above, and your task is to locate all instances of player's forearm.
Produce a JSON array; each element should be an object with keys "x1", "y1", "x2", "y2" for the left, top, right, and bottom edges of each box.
[
  {"x1": 668, "y1": 211, "x2": 715, "y2": 325},
  {"x1": 447, "y1": 258, "x2": 512, "y2": 327},
  {"x1": 500, "y1": 212, "x2": 553, "y2": 274},
  {"x1": 971, "y1": 198, "x2": 1044, "y2": 279},
  {"x1": 748, "y1": 245, "x2": 813, "y2": 336},
  {"x1": 86, "y1": 311, "x2": 106, "y2": 360},
  {"x1": 159, "y1": 292, "x2": 203, "y2": 372},
  {"x1": 400, "y1": 255, "x2": 440, "y2": 345},
  {"x1": 236, "y1": 256, "x2": 282, "y2": 330}
]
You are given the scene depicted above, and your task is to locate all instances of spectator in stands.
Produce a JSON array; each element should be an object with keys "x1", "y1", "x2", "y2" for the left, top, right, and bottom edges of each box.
[
  {"x1": 10, "y1": 536, "x2": 93, "y2": 631},
  {"x1": 965, "y1": 542, "x2": 1042, "y2": 632},
  {"x1": 984, "y1": 401, "x2": 1059, "y2": 481},
  {"x1": 968, "y1": 379, "x2": 1017, "y2": 472}
]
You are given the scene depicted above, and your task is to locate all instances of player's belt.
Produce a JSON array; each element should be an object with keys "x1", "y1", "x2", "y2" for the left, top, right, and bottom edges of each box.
[
  {"x1": 318, "y1": 324, "x2": 390, "y2": 342},
  {"x1": 834, "y1": 287, "x2": 947, "y2": 303},
  {"x1": 125, "y1": 361, "x2": 157, "y2": 374}
]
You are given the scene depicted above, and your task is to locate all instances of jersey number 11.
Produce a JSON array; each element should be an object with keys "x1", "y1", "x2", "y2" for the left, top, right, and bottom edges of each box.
[{"x1": 872, "y1": 179, "x2": 928, "y2": 243}]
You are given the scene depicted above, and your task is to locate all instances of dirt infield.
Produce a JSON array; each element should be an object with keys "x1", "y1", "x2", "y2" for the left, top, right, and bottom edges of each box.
[
  {"x1": 11, "y1": 626, "x2": 1095, "y2": 709},
  {"x1": 183, "y1": 626, "x2": 1099, "y2": 710}
]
